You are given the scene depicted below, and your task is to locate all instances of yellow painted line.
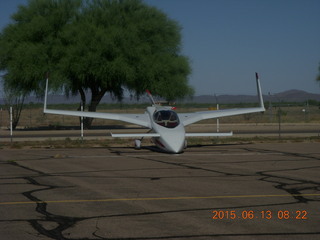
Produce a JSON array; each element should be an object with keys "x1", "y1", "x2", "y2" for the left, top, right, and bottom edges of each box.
[{"x1": 0, "y1": 193, "x2": 319, "y2": 206}]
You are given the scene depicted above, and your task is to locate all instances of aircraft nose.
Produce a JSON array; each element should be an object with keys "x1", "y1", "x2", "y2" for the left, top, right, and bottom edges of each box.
[
  {"x1": 164, "y1": 132, "x2": 185, "y2": 153},
  {"x1": 170, "y1": 142, "x2": 184, "y2": 153}
]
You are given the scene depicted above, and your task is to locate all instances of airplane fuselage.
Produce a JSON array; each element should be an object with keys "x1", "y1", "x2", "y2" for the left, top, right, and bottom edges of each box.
[{"x1": 146, "y1": 106, "x2": 185, "y2": 153}]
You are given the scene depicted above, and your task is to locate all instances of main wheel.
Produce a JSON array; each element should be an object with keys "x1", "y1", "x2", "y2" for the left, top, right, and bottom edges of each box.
[{"x1": 134, "y1": 139, "x2": 141, "y2": 150}]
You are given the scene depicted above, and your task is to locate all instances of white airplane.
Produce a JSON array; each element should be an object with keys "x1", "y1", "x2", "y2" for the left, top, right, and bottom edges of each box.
[{"x1": 44, "y1": 73, "x2": 265, "y2": 153}]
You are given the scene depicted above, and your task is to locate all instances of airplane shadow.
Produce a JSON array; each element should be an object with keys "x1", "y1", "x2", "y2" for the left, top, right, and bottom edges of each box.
[{"x1": 107, "y1": 142, "x2": 250, "y2": 155}]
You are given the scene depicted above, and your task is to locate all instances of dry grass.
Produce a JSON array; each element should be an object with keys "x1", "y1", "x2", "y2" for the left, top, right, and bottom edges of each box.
[
  {"x1": 1, "y1": 104, "x2": 319, "y2": 130},
  {"x1": 0, "y1": 104, "x2": 319, "y2": 150}
]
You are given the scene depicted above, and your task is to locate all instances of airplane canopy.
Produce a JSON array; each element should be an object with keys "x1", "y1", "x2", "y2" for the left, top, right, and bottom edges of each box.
[{"x1": 153, "y1": 110, "x2": 180, "y2": 128}]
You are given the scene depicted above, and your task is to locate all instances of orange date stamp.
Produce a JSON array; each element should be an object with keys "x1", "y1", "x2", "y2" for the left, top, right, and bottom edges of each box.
[{"x1": 212, "y1": 210, "x2": 308, "y2": 220}]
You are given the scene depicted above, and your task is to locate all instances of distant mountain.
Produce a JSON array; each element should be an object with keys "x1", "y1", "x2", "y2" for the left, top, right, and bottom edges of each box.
[
  {"x1": 273, "y1": 89, "x2": 320, "y2": 102},
  {"x1": 1, "y1": 89, "x2": 320, "y2": 105},
  {"x1": 185, "y1": 90, "x2": 320, "y2": 104}
]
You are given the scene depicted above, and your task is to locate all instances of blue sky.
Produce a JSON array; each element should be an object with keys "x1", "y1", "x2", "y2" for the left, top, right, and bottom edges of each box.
[{"x1": 1, "y1": 0, "x2": 320, "y2": 95}]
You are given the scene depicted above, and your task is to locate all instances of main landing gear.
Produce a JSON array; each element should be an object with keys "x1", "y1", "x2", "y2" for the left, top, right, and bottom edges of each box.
[{"x1": 134, "y1": 139, "x2": 141, "y2": 150}]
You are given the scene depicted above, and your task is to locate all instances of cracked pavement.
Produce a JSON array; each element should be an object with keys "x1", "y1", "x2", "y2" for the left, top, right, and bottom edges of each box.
[{"x1": 0, "y1": 142, "x2": 319, "y2": 239}]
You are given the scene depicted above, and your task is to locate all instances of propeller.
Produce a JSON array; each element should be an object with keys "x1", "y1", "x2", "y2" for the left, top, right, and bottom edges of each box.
[
  {"x1": 146, "y1": 89, "x2": 156, "y2": 105},
  {"x1": 145, "y1": 89, "x2": 177, "y2": 110}
]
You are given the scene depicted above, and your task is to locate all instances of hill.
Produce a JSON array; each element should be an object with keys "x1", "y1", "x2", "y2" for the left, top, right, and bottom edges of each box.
[
  {"x1": 185, "y1": 89, "x2": 320, "y2": 104},
  {"x1": 1, "y1": 89, "x2": 320, "y2": 105}
]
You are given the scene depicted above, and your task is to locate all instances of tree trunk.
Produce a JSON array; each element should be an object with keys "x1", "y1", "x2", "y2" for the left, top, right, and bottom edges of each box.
[
  {"x1": 83, "y1": 88, "x2": 106, "y2": 129},
  {"x1": 77, "y1": 87, "x2": 86, "y2": 127},
  {"x1": 5, "y1": 94, "x2": 25, "y2": 130}
]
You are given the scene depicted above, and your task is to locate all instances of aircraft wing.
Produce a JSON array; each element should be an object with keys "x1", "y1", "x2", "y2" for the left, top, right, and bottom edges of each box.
[
  {"x1": 43, "y1": 79, "x2": 151, "y2": 128},
  {"x1": 179, "y1": 107, "x2": 264, "y2": 126},
  {"x1": 109, "y1": 133, "x2": 160, "y2": 138},
  {"x1": 179, "y1": 74, "x2": 265, "y2": 127},
  {"x1": 44, "y1": 109, "x2": 151, "y2": 128},
  {"x1": 185, "y1": 132, "x2": 233, "y2": 137}
]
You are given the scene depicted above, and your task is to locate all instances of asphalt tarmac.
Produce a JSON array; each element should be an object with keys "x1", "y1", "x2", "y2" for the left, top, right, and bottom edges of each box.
[{"x1": 0, "y1": 142, "x2": 319, "y2": 240}]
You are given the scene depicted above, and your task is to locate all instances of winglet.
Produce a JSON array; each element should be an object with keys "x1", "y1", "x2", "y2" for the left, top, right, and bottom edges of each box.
[
  {"x1": 44, "y1": 77, "x2": 49, "y2": 112},
  {"x1": 255, "y1": 72, "x2": 265, "y2": 110}
]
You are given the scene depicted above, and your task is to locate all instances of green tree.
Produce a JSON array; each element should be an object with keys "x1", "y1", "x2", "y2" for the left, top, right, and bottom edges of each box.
[
  {"x1": 0, "y1": 0, "x2": 82, "y2": 94},
  {"x1": 0, "y1": 0, "x2": 193, "y2": 128}
]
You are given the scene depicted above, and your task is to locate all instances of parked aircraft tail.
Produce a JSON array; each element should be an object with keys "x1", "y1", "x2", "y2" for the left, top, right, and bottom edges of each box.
[{"x1": 255, "y1": 72, "x2": 265, "y2": 109}]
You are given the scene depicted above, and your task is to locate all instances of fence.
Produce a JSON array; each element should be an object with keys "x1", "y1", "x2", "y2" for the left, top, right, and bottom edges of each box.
[{"x1": 0, "y1": 103, "x2": 319, "y2": 130}]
